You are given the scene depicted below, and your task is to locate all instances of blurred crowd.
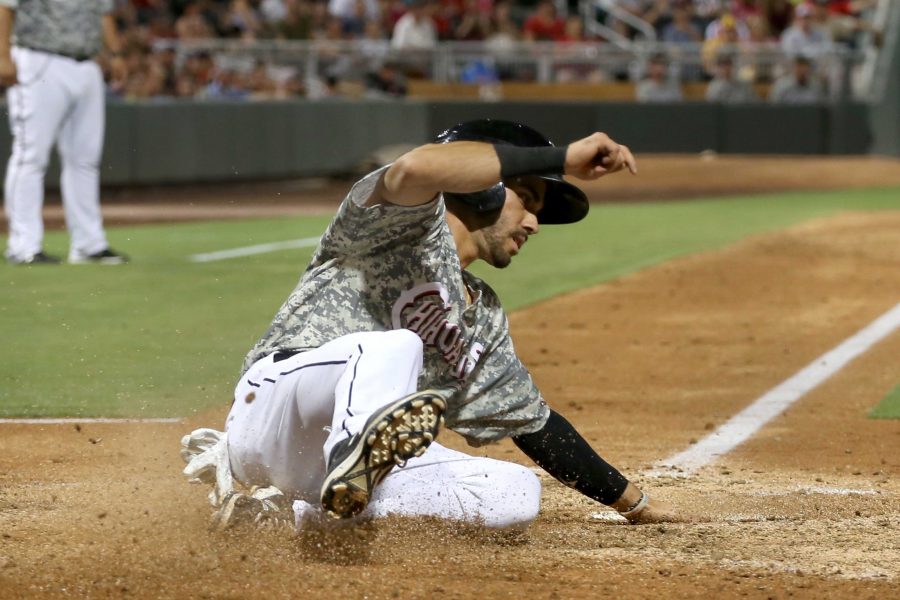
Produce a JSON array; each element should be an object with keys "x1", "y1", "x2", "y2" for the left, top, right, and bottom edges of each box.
[{"x1": 104, "y1": 0, "x2": 882, "y2": 101}]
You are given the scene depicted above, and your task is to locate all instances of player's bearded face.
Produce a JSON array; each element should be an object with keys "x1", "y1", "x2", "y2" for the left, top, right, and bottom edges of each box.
[{"x1": 479, "y1": 179, "x2": 543, "y2": 269}]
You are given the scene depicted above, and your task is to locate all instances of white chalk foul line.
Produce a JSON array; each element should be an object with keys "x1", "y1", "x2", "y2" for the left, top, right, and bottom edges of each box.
[
  {"x1": 189, "y1": 236, "x2": 321, "y2": 263},
  {"x1": 650, "y1": 301, "x2": 900, "y2": 477},
  {"x1": 0, "y1": 418, "x2": 182, "y2": 425}
]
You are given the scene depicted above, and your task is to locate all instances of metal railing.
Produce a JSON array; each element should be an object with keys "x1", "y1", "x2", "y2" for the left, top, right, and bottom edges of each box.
[{"x1": 158, "y1": 38, "x2": 869, "y2": 100}]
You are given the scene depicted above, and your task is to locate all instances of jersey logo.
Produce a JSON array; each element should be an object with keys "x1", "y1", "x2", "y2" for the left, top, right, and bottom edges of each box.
[{"x1": 392, "y1": 282, "x2": 483, "y2": 379}]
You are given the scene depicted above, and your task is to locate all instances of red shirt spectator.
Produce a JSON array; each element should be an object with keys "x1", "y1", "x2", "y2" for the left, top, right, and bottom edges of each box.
[{"x1": 523, "y1": 0, "x2": 565, "y2": 41}]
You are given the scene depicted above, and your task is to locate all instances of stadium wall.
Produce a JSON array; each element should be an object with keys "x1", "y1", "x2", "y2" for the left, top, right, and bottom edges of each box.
[
  {"x1": 869, "y1": 0, "x2": 900, "y2": 157},
  {"x1": 0, "y1": 101, "x2": 875, "y2": 186}
]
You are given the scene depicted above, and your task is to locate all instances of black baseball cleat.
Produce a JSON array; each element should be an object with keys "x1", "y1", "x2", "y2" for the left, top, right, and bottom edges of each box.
[
  {"x1": 69, "y1": 248, "x2": 129, "y2": 265},
  {"x1": 7, "y1": 251, "x2": 62, "y2": 265},
  {"x1": 320, "y1": 390, "x2": 446, "y2": 519}
]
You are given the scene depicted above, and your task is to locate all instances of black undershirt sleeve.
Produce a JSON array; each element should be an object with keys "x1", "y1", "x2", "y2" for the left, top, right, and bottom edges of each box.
[
  {"x1": 494, "y1": 144, "x2": 568, "y2": 178},
  {"x1": 512, "y1": 409, "x2": 629, "y2": 506}
]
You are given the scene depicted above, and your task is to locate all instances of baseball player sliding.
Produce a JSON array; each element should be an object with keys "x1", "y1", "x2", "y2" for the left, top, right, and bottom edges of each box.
[
  {"x1": 0, "y1": 0, "x2": 128, "y2": 265},
  {"x1": 182, "y1": 120, "x2": 689, "y2": 530}
]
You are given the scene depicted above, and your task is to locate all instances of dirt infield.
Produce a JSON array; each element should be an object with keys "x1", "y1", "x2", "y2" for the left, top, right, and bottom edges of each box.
[{"x1": 1, "y1": 156, "x2": 900, "y2": 598}]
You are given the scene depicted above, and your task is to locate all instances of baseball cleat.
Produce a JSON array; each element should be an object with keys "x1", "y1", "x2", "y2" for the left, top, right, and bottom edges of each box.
[
  {"x1": 7, "y1": 251, "x2": 62, "y2": 265},
  {"x1": 211, "y1": 486, "x2": 293, "y2": 531},
  {"x1": 320, "y1": 390, "x2": 446, "y2": 519},
  {"x1": 68, "y1": 248, "x2": 129, "y2": 265}
]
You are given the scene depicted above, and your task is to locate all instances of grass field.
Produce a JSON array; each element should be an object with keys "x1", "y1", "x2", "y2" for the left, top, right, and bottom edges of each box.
[
  {"x1": 2, "y1": 186, "x2": 899, "y2": 418},
  {"x1": 871, "y1": 384, "x2": 900, "y2": 419}
]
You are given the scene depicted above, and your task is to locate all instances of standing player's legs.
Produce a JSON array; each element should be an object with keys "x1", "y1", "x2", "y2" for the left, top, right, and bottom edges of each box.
[
  {"x1": 3, "y1": 49, "x2": 69, "y2": 262},
  {"x1": 56, "y1": 60, "x2": 110, "y2": 261}
]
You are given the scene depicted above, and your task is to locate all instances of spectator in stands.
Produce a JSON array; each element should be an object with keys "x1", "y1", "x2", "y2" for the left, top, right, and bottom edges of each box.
[
  {"x1": 306, "y1": 72, "x2": 343, "y2": 98},
  {"x1": 814, "y1": 0, "x2": 872, "y2": 48},
  {"x1": 763, "y1": 0, "x2": 794, "y2": 38},
  {"x1": 220, "y1": 0, "x2": 264, "y2": 39},
  {"x1": 364, "y1": 60, "x2": 409, "y2": 97},
  {"x1": 705, "y1": 52, "x2": 759, "y2": 102},
  {"x1": 175, "y1": 2, "x2": 215, "y2": 40},
  {"x1": 486, "y1": 0, "x2": 518, "y2": 50},
  {"x1": 245, "y1": 59, "x2": 278, "y2": 97},
  {"x1": 639, "y1": 0, "x2": 674, "y2": 35},
  {"x1": 731, "y1": 0, "x2": 762, "y2": 22},
  {"x1": 692, "y1": 0, "x2": 725, "y2": 29},
  {"x1": 340, "y1": 0, "x2": 370, "y2": 36},
  {"x1": 150, "y1": 46, "x2": 179, "y2": 96},
  {"x1": 704, "y1": 11, "x2": 750, "y2": 42},
  {"x1": 391, "y1": 0, "x2": 438, "y2": 50},
  {"x1": 523, "y1": 0, "x2": 565, "y2": 42},
  {"x1": 276, "y1": 0, "x2": 315, "y2": 39},
  {"x1": 330, "y1": 0, "x2": 380, "y2": 22},
  {"x1": 360, "y1": 18, "x2": 390, "y2": 58},
  {"x1": 260, "y1": 0, "x2": 289, "y2": 23},
  {"x1": 175, "y1": 72, "x2": 199, "y2": 97},
  {"x1": 552, "y1": 15, "x2": 604, "y2": 82},
  {"x1": 636, "y1": 52, "x2": 683, "y2": 102},
  {"x1": 453, "y1": 0, "x2": 492, "y2": 41},
  {"x1": 746, "y1": 13, "x2": 775, "y2": 42},
  {"x1": 701, "y1": 13, "x2": 746, "y2": 76},
  {"x1": 661, "y1": 3, "x2": 703, "y2": 45},
  {"x1": 742, "y1": 13, "x2": 778, "y2": 82},
  {"x1": 769, "y1": 55, "x2": 825, "y2": 103},
  {"x1": 781, "y1": 3, "x2": 833, "y2": 58},
  {"x1": 206, "y1": 68, "x2": 251, "y2": 99}
]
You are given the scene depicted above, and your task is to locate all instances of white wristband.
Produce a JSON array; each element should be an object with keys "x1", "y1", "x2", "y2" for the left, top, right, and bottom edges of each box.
[{"x1": 619, "y1": 491, "x2": 649, "y2": 520}]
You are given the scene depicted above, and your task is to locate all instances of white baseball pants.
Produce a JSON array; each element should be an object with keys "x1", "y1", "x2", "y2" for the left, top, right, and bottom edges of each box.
[
  {"x1": 4, "y1": 47, "x2": 109, "y2": 262},
  {"x1": 225, "y1": 330, "x2": 542, "y2": 529}
]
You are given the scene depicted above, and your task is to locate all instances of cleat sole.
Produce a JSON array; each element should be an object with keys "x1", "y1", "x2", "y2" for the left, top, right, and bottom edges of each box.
[{"x1": 320, "y1": 390, "x2": 445, "y2": 518}]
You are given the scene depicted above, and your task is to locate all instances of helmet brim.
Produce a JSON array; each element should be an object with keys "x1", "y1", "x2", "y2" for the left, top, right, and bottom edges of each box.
[{"x1": 538, "y1": 176, "x2": 589, "y2": 225}]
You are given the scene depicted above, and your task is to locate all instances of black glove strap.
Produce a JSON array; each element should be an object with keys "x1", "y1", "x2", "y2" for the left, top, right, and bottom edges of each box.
[
  {"x1": 494, "y1": 144, "x2": 568, "y2": 178},
  {"x1": 512, "y1": 409, "x2": 629, "y2": 506}
]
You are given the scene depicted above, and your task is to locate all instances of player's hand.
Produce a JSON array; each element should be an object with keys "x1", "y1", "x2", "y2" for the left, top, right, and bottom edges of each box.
[
  {"x1": 564, "y1": 132, "x2": 636, "y2": 180},
  {"x1": 0, "y1": 55, "x2": 18, "y2": 87},
  {"x1": 624, "y1": 496, "x2": 704, "y2": 525}
]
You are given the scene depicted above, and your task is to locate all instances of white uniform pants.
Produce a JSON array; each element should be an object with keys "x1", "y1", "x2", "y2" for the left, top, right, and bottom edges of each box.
[
  {"x1": 225, "y1": 330, "x2": 541, "y2": 529},
  {"x1": 4, "y1": 47, "x2": 108, "y2": 262}
]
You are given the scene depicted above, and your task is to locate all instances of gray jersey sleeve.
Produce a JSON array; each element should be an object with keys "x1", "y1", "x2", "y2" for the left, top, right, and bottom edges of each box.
[{"x1": 319, "y1": 165, "x2": 443, "y2": 257}]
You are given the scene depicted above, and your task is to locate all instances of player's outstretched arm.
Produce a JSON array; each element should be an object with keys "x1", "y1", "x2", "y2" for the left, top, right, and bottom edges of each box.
[
  {"x1": 512, "y1": 409, "x2": 693, "y2": 524},
  {"x1": 373, "y1": 132, "x2": 637, "y2": 207},
  {"x1": 375, "y1": 141, "x2": 504, "y2": 207}
]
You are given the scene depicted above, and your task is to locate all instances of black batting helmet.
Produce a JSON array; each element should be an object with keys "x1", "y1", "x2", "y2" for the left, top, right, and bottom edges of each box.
[{"x1": 434, "y1": 119, "x2": 588, "y2": 225}]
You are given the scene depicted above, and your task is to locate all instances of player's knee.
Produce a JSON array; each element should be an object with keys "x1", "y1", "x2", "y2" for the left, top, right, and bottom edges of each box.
[
  {"x1": 10, "y1": 148, "x2": 50, "y2": 171},
  {"x1": 381, "y1": 329, "x2": 424, "y2": 358},
  {"x1": 60, "y1": 153, "x2": 101, "y2": 171}
]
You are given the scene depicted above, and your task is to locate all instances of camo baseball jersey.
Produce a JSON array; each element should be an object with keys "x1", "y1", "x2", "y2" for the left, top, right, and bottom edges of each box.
[
  {"x1": 1, "y1": 0, "x2": 112, "y2": 59},
  {"x1": 244, "y1": 166, "x2": 549, "y2": 444}
]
